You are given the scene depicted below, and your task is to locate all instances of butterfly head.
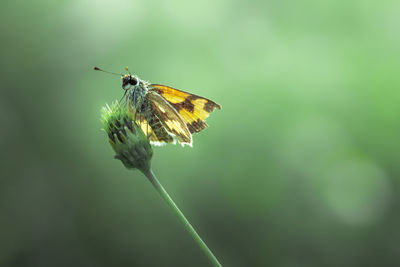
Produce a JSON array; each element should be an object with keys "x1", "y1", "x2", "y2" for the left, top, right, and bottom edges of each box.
[{"x1": 122, "y1": 74, "x2": 140, "y2": 90}]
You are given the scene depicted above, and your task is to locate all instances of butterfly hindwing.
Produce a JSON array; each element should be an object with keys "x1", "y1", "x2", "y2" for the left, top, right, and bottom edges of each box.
[
  {"x1": 129, "y1": 104, "x2": 173, "y2": 145},
  {"x1": 136, "y1": 113, "x2": 174, "y2": 145},
  {"x1": 149, "y1": 84, "x2": 221, "y2": 134},
  {"x1": 146, "y1": 91, "x2": 192, "y2": 145}
]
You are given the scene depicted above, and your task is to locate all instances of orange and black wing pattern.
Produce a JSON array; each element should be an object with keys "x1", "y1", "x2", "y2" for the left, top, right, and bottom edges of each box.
[
  {"x1": 146, "y1": 90, "x2": 192, "y2": 145},
  {"x1": 149, "y1": 84, "x2": 221, "y2": 134},
  {"x1": 133, "y1": 113, "x2": 174, "y2": 146},
  {"x1": 130, "y1": 90, "x2": 193, "y2": 146}
]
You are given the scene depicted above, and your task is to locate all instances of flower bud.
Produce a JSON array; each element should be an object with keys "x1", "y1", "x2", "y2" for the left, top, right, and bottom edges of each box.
[{"x1": 101, "y1": 102, "x2": 153, "y2": 173}]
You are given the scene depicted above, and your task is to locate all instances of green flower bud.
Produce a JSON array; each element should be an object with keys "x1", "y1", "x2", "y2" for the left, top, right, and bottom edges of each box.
[{"x1": 101, "y1": 102, "x2": 153, "y2": 173}]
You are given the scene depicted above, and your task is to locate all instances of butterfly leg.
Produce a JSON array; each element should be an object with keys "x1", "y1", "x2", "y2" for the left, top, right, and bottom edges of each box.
[
  {"x1": 119, "y1": 90, "x2": 128, "y2": 106},
  {"x1": 132, "y1": 95, "x2": 143, "y2": 121},
  {"x1": 144, "y1": 105, "x2": 150, "y2": 137}
]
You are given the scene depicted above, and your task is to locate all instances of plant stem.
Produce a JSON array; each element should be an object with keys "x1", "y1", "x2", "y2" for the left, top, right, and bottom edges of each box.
[{"x1": 143, "y1": 169, "x2": 222, "y2": 267}]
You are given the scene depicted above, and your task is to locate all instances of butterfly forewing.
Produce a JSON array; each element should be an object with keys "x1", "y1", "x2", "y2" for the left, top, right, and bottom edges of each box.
[{"x1": 149, "y1": 84, "x2": 221, "y2": 134}]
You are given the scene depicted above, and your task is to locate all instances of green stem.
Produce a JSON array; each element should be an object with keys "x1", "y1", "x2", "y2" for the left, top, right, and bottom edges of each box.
[{"x1": 143, "y1": 169, "x2": 222, "y2": 267}]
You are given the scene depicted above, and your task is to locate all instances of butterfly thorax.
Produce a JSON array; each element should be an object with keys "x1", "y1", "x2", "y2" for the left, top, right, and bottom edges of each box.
[{"x1": 122, "y1": 74, "x2": 149, "y2": 113}]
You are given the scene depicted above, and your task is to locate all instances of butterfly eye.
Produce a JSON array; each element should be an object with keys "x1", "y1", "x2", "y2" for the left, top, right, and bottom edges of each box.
[{"x1": 129, "y1": 77, "x2": 138, "y2": 86}]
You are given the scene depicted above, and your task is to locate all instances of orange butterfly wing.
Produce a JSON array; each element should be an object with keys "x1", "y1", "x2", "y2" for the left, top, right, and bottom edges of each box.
[{"x1": 149, "y1": 84, "x2": 221, "y2": 134}]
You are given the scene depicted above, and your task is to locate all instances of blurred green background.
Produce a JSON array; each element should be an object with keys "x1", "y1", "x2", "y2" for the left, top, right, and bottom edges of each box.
[{"x1": 1, "y1": 0, "x2": 400, "y2": 266}]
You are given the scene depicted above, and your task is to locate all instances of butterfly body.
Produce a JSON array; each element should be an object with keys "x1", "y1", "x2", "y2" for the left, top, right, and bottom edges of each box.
[{"x1": 121, "y1": 74, "x2": 220, "y2": 147}]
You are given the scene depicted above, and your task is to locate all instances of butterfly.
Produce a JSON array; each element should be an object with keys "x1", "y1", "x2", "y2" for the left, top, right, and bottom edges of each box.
[{"x1": 95, "y1": 67, "x2": 221, "y2": 146}]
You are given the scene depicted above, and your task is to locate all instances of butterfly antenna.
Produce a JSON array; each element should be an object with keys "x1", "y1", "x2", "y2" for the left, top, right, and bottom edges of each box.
[{"x1": 93, "y1": 66, "x2": 122, "y2": 76}]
